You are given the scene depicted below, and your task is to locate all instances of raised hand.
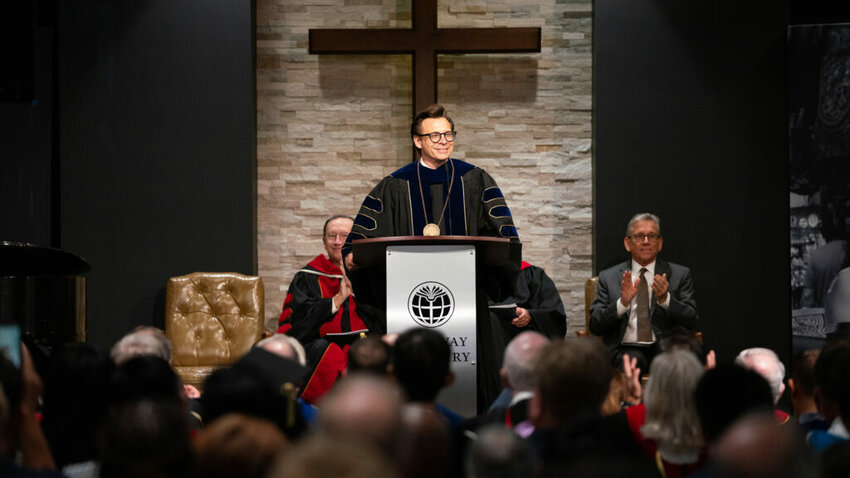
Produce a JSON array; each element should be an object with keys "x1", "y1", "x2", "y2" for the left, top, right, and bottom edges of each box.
[
  {"x1": 652, "y1": 273, "x2": 669, "y2": 302},
  {"x1": 620, "y1": 270, "x2": 638, "y2": 307}
]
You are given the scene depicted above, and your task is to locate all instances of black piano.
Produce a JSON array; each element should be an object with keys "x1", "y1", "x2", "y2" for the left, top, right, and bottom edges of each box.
[{"x1": 0, "y1": 241, "x2": 90, "y2": 347}]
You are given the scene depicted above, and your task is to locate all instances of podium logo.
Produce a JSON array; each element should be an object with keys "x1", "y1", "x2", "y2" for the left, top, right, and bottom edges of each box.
[{"x1": 408, "y1": 282, "x2": 454, "y2": 328}]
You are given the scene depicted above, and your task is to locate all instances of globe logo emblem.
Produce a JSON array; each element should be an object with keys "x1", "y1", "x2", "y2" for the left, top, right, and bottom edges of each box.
[{"x1": 408, "y1": 282, "x2": 454, "y2": 328}]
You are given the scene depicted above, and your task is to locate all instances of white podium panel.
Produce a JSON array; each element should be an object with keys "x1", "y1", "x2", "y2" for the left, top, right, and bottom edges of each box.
[{"x1": 386, "y1": 245, "x2": 477, "y2": 417}]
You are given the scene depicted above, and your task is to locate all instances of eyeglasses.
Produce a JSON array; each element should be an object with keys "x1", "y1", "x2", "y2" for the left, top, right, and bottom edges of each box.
[
  {"x1": 630, "y1": 233, "x2": 660, "y2": 243},
  {"x1": 416, "y1": 131, "x2": 457, "y2": 143},
  {"x1": 324, "y1": 233, "x2": 348, "y2": 241}
]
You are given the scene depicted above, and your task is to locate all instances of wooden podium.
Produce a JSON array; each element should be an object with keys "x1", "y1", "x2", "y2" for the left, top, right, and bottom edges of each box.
[{"x1": 351, "y1": 236, "x2": 520, "y2": 416}]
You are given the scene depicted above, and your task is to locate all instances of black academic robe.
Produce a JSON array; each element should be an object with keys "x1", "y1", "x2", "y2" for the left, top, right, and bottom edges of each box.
[
  {"x1": 277, "y1": 254, "x2": 382, "y2": 403},
  {"x1": 343, "y1": 159, "x2": 519, "y2": 251},
  {"x1": 344, "y1": 158, "x2": 522, "y2": 411},
  {"x1": 489, "y1": 261, "x2": 567, "y2": 341}
]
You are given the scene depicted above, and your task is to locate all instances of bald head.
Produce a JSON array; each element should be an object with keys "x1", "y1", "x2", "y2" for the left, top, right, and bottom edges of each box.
[
  {"x1": 318, "y1": 375, "x2": 403, "y2": 458},
  {"x1": 502, "y1": 331, "x2": 549, "y2": 392}
]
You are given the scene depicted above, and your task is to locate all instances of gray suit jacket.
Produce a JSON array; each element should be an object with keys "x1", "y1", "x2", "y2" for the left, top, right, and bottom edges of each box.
[{"x1": 589, "y1": 259, "x2": 699, "y2": 353}]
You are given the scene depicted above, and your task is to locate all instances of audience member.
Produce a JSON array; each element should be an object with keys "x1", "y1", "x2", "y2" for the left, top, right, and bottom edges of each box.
[
  {"x1": 808, "y1": 341, "x2": 850, "y2": 451},
  {"x1": 110, "y1": 326, "x2": 200, "y2": 399},
  {"x1": 346, "y1": 336, "x2": 392, "y2": 376},
  {"x1": 788, "y1": 349, "x2": 827, "y2": 432},
  {"x1": 98, "y1": 399, "x2": 193, "y2": 478},
  {"x1": 466, "y1": 425, "x2": 539, "y2": 478},
  {"x1": 694, "y1": 364, "x2": 775, "y2": 445},
  {"x1": 193, "y1": 413, "x2": 287, "y2": 478},
  {"x1": 626, "y1": 350, "x2": 706, "y2": 477},
  {"x1": 267, "y1": 434, "x2": 396, "y2": 478},
  {"x1": 202, "y1": 348, "x2": 309, "y2": 439},
  {"x1": 710, "y1": 413, "x2": 814, "y2": 478},
  {"x1": 110, "y1": 326, "x2": 171, "y2": 365},
  {"x1": 254, "y1": 334, "x2": 317, "y2": 424},
  {"x1": 392, "y1": 328, "x2": 461, "y2": 426},
  {"x1": 469, "y1": 331, "x2": 548, "y2": 429},
  {"x1": 735, "y1": 347, "x2": 787, "y2": 406},
  {"x1": 255, "y1": 333, "x2": 307, "y2": 367},
  {"x1": 41, "y1": 343, "x2": 111, "y2": 475},
  {"x1": 525, "y1": 339, "x2": 657, "y2": 477},
  {"x1": 659, "y1": 326, "x2": 711, "y2": 366},
  {"x1": 397, "y1": 404, "x2": 453, "y2": 478},
  {"x1": 317, "y1": 373, "x2": 403, "y2": 459}
]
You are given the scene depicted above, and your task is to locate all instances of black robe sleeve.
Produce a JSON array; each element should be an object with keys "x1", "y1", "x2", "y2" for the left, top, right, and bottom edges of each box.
[
  {"x1": 515, "y1": 265, "x2": 567, "y2": 338},
  {"x1": 281, "y1": 271, "x2": 335, "y2": 345}
]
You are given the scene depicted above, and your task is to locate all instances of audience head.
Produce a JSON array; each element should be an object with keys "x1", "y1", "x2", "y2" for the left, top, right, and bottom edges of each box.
[
  {"x1": 735, "y1": 347, "x2": 786, "y2": 404},
  {"x1": 318, "y1": 374, "x2": 403, "y2": 458},
  {"x1": 466, "y1": 425, "x2": 538, "y2": 478},
  {"x1": 788, "y1": 348, "x2": 820, "y2": 415},
  {"x1": 110, "y1": 326, "x2": 171, "y2": 365},
  {"x1": 694, "y1": 364, "x2": 774, "y2": 443},
  {"x1": 108, "y1": 355, "x2": 183, "y2": 407},
  {"x1": 711, "y1": 413, "x2": 814, "y2": 478},
  {"x1": 98, "y1": 399, "x2": 193, "y2": 478},
  {"x1": 392, "y1": 328, "x2": 451, "y2": 403},
  {"x1": 501, "y1": 331, "x2": 549, "y2": 393},
  {"x1": 255, "y1": 334, "x2": 307, "y2": 366},
  {"x1": 267, "y1": 434, "x2": 396, "y2": 478},
  {"x1": 347, "y1": 336, "x2": 391, "y2": 376},
  {"x1": 42, "y1": 342, "x2": 112, "y2": 467},
  {"x1": 202, "y1": 362, "x2": 288, "y2": 433},
  {"x1": 641, "y1": 350, "x2": 705, "y2": 454},
  {"x1": 660, "y1": 326, "x2": 706, "y2": 365},
  {"x1": 397, "y1": 404, "x2": 452, "y2": 478},
  {"x1": 194, "y1": 413, "x2": 287, "y2": 478},
  {"x1": 813, "y1": 340, "x2": 850, "y2": 424},
  {"x1": 530, "y1": 339, "x2": 610, "y2": 427}
]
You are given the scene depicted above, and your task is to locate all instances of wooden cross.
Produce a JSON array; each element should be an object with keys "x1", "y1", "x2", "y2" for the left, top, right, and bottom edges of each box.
[{"x1": 309, "y1": 0, "x2": 541, "y2": 117}]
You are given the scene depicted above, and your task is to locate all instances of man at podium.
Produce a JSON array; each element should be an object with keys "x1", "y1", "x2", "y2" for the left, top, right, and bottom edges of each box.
[
  {"x1": 342, "y1": 104, "x2": 522, "y2": 411},
  {"x1": 342, "y1": 104, "x2": 519, "y2": 266}
]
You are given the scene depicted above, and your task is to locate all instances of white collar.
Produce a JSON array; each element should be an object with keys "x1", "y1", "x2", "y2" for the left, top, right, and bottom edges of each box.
[
  {"x1": 631, "y1": 259, "x2": 657, "y2": 276},
  {"x1": 510, "y1": 390, "x2": 534, "y2": 407},
  {"x1": 828, "y1": 416, "x2": 850, "y2": 439}
]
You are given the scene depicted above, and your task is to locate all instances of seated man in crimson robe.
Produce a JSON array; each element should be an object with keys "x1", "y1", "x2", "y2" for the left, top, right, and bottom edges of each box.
[{"x1": 277, "y1": 215, "x2": 383, "y2": 404}]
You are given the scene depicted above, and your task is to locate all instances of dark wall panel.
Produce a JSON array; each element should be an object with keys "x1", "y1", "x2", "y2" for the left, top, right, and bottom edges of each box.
[
  {"x1": 58, "y1": 0, "x2": 256, "y2": 349},
  {"x1": 594, "y1": 1, "x2": 789, "y2": 363}
]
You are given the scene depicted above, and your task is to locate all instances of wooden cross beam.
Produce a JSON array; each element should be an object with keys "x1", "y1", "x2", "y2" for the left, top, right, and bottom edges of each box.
[{"x1": 309, "y1": 0, "x2": 541, "y2": 117}]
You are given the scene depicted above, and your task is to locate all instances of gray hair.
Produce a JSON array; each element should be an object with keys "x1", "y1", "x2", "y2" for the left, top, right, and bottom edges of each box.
[
  {"x1": 735, "y1": 347, "x2": 786, "y2": 404},
  {"x1": 255, "y1": 334, "x2": 307, "y2": 366},
  {"x1": 626, "y1": 212, "x2": 661, "y2": 237},
  {"x1": 502, "y1": 331, "x2": 549, "y2": 392},
  {"x1": 641, "y1": 350, "x2": 705, "y2": 455},
  {"x1": 111, "y1": 327, "x2": 172, "y2": 365}
]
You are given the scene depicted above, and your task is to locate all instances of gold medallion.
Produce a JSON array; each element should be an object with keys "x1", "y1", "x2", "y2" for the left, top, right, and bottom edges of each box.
[{"x1": 423, "y1": 223, "x2": 440, "y2": 236}]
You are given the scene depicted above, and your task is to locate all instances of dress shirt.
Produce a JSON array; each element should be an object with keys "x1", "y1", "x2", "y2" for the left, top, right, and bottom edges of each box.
[{"x1": 616, "y1": 260, "x2": 670, "y2": 344}]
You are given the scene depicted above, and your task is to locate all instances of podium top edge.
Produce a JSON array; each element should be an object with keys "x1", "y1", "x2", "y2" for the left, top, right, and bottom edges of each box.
[{"x1": 352, "y1": 235, "x2": 513, "y2": 245}]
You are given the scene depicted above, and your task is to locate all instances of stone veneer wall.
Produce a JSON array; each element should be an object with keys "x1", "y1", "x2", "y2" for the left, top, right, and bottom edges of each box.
[{"x1": 256, "y1": 0, "x2": 592, "y2": 334}]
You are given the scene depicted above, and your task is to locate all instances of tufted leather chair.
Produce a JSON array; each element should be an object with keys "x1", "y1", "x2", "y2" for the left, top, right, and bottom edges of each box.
[{"x1": 165, "y1": 272, "x2": 264, "y2": 391}]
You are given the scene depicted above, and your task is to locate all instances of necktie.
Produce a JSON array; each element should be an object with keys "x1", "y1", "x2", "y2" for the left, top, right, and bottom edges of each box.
[{"x1": 636, "y1": 268, "x2": 652, "y2": 342}]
